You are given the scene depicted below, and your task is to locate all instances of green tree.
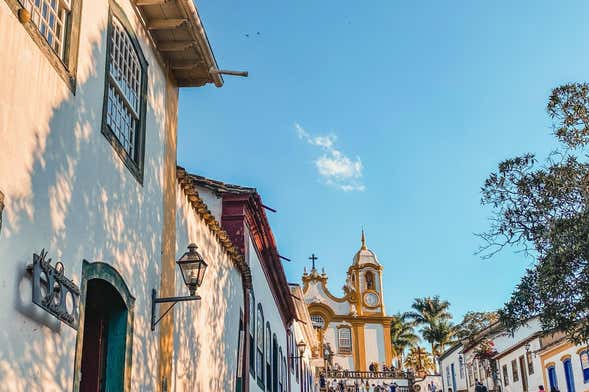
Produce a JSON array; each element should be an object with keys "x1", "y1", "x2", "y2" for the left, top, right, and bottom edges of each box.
[
  {"x1": 404, "y1": 346, "x2": 434, "y2": 375},
  {"x1": 479, "y1": 83, "x2": 589, "y2": 344},
  {"x1": 421, "y1": 320, "x2": 456, "y2": 357},
  {"x1": 390, "y1": 312, "x2": 419, "y2": 369},
  {"x1": 455, "y1": 311, "x2": 499, "y2": 342},
  {"x1": 406, "y1": 296, "x2": 453, "y2": 372}
]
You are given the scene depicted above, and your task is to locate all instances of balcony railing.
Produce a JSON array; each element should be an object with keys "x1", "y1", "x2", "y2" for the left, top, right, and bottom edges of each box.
[{"x1": 325, "y1": 370, "x2": 414, "y2": 380}]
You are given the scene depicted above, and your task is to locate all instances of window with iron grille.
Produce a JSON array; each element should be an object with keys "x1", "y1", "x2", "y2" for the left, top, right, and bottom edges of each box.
[
  {"x1": 526, "y1": 351, "x2": 534, "y2": 374},
  {"x1": 102, "y1": 9, "x2": 147, "y2": 183},
  {"x1": 310, "y1": 314, "x2": 325, "y2": 329},
  {"x1": 20, "y1": 0, "x2": 70, "y2": 60},
  {"x1": 338, "y1": 327, "x2": 352, "y2": 354}
]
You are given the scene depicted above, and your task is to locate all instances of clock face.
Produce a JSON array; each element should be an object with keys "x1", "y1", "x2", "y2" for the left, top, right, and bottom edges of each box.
[{"x1": 364, "y1": 292, "x2": 379, "y2": 307}]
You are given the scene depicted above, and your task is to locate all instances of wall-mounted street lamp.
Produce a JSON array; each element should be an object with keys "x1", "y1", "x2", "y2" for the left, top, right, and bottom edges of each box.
[
  {"x1": 151, "y1": 243, "x2": 208, "y2": 331},
  {"x1": 288, "y1": 340, "x2": 307, "y2": 361}
]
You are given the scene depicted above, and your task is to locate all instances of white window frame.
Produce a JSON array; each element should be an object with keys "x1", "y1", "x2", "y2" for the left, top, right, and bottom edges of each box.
[{"x1": 338, "y1": 327, "x2": 352, "y2": 354}]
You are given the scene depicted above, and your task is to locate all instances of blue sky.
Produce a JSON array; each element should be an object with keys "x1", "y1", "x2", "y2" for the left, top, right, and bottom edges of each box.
[{"x1": 178, "y1": 1, "x2": 589, "y2": 322}]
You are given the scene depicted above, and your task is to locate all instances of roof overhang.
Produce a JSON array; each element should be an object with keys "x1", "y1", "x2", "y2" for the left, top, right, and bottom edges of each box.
[{"x1": 136, "y1": 0, "x2": 223, "y2": 87}]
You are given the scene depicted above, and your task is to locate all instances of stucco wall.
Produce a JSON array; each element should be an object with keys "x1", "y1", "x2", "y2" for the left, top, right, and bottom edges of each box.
[
  {"x1": 439, "y1": 346, "x2": 468, "y2": 392},
  {"x1": 248, "y1": 235, "x2": 289, "y2": 391},
  {"x1": 0, "y1": 0, "x2": 173, "y2": 389},
  {"x1": 496, "y1": 338, "x2": 543, "y2": 392},
  {"x1": 304, "y1": 281, "x2": 350, "y2": 315},
  {"x1": 174, "y1": 184, "x2": 244, "y2": 391},
  {"x1": 364, "y1": 323, "x2": 385, "y2": 368},
  {"x1": 324, "y1": 321, "x2": 354, "y2": 370}
]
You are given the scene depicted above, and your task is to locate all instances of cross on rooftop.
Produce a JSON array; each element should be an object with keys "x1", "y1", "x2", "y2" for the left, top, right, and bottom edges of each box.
[{"x1": 308, "y1": 253, "x2": 318, "y2": 270}]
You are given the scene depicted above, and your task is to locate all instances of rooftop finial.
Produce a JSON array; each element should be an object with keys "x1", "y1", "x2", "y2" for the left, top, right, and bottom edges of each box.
[{"x1": 361, "y1": 228, "x2": 367, "y2": 250}]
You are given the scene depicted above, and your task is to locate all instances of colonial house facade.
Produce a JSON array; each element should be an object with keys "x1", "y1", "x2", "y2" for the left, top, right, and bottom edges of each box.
[
  {"x1": 440, "y1": 318, "x2": 589, "y2": 392},
  {"x1": 181, "y1": 170, "x2": 310, "y2": 392},
  {"x1": 0, "y1": 0, "x2": 293, "y2": 390},
  {"x1": 289, "y1": 283, "x2": 320, "y2": 392}
]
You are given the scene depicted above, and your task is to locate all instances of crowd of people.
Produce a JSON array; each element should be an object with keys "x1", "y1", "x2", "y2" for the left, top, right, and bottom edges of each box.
[{"x1": 321, "y1": 378, "x2": 400, "y2": 392}]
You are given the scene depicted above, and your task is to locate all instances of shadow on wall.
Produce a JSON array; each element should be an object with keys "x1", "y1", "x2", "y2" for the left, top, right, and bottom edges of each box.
[
  {"x1": 173, "y1": 192, "x2": 244, "y2": 392},
  {"x1": 0, "y1": 7, "x2": 170, "y2": 390}
]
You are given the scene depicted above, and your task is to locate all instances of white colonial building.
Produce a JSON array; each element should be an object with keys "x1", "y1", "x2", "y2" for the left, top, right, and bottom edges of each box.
[
  {"x1": 0, "y1": 0, "x2": 308, "y2": 390},
  {"x1": 439, "y1": 318, "x2": 589, "y2": 392}
]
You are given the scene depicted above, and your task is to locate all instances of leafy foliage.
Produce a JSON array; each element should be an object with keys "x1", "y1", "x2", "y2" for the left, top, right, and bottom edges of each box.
[
  {"x1": 406, "y1": 296, "x2": 452, "y2": 326},
  {"x1": 455, "y1": 311, "x2": 498, "y2": 342},
  {"x1": 390, "y1": 312, "x2": 419, "y2": 368},
  {"x1": 407, "y1": 296, "x2": 454, "y2": 369},
  {"x1": 404, "y1": 346, "x2": 434, "y2": 374},
  {"x1": 480, "y1": 83, "x2": 589, "y2": 344},
  {"x1": 421, "y1": 320, "x2": 456, "y2": 357}
]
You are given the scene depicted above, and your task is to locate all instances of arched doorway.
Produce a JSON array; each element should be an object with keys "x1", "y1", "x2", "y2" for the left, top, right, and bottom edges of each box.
[{"x1": 74, "y1": 261, "x2": 135, "y2": 392}]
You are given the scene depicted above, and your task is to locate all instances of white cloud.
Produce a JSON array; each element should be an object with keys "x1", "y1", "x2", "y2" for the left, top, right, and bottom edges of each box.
[{"x1": 295, "y1": 123, "x2": 365, "y2": 192}]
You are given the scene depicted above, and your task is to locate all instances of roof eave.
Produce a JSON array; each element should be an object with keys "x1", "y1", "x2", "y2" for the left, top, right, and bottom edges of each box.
[{"x1": 177, "y1": 0, "x2": 223, "y2": 87}]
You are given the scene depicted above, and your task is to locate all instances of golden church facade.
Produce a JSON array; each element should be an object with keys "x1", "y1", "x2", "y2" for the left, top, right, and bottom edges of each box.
[{"x1": 302, "y1": 232, "x2": 394, "y2": 371}]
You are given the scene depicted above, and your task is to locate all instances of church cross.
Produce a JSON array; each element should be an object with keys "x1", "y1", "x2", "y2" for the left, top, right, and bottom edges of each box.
[{"x1": 308, "y1": 253, "x2": 318, "y2": 270}]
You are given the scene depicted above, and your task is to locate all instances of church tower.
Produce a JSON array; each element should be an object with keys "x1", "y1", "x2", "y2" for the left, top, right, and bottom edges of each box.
[
  {"x1": 301, "y1": 230, "x2": 393, "y2": 372},
  {"x1": 346, "y1": 230, "x2": 386, "y2": 317}
]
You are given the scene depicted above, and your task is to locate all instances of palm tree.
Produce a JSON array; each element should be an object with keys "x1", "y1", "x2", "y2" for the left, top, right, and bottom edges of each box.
[
  {"x1": 390, "y1": 312, "x2": 419, "y2": 369},
  {"x1": 406, "y1": 296, "x2": 453, "y2": 373},
  {"x1": 421, "y1": 319, "x2": 456, "y2": 357},
  {"x1": 403, "y1": 346, "x2": 434, "y2": 375}
]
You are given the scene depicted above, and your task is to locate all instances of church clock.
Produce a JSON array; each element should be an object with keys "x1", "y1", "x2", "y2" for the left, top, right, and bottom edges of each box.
[{"x1": 363, "y1": 292, "x2": 380, "y2": 307}]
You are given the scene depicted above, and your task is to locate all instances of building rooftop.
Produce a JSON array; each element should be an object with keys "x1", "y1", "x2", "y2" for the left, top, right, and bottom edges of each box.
[{"x1": 137, "y1": 0, "x2": 223, "y2": 87}]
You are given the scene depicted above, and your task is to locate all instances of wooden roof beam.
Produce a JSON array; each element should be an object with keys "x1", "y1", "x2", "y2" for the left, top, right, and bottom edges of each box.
[
  {"x1": 171, "y1": 60, "x2": 205, "y2": 70},
  {"x1": 136, "y1": 0, "x2": 166, "y2": 5},
  {"x1": 158, "y1": 41, "x2": 195, "y2": 51},
  {"x1": 147, "y1": 18, "x2": 186, "y2": 30}
]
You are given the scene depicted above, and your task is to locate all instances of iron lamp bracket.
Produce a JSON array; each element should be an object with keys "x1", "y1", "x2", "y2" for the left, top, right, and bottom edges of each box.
[{"x1": 151, "y1": 288, "x2": 200, "y2": 331}]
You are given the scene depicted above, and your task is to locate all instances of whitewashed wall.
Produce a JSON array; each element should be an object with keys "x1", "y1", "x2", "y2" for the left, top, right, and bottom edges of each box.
[
  {"x1": 304, "y1": 281, "x2": 350, "y2": 315},
  {"x1": 248, "y1": 235, "x2": 289, "y2": 391},
  {"x1": 324, "y1": 321, "x2": 354, "y2": 370},
  {"x1": 174, "y1": 184, "x2": 244, "y2": 392},
  {"x1": 0, "y1": 0, "x2": 172, "y2": 389},
  {"x1": 439, "y1": 346, "x2": 468, "y2": 392},
  {"x1": 496, "y1": 337, "x2": 543, "y2": 392},
  {"x1": 364, "y1": 323, "x2": 385, "y2": 368},
  {"x1": 493, "y1": 319, "x2": 542, "y2": 353}
]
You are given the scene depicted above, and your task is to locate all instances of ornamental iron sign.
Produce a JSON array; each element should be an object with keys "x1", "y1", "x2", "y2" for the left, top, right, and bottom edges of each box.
[{"x1": 29, "y1": 249, "x2": 80, "y2": 329}]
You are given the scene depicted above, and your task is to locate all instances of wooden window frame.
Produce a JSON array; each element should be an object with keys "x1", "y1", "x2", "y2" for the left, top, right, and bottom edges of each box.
[
  {"x1": 101, "y1": 1, "x2": 148, "y2": 185},
  {"x1": 3, "y1": 0, "x2": 82, "y2": 92},
  {"x1": 502, "y1": 364, "x2": 509, "y2": 385},
  {"x1": 580, "y1": 349, "x2": 589, "y2": 383},
  {"x1": 256, "y1": 303, "x2": 265, "y2": 388},
  {"x1": 266, "y1": 322, "x2": 272, "y2": 391},
  {"x1": 249, "y1": 290, "x2": 256, "y2": 377},
  {"x1": 512, "y1": 359, "x2": 519, "y2": 382},
  {"x1": 526, "y1": 351, "x2": 534, "y2": 375}
]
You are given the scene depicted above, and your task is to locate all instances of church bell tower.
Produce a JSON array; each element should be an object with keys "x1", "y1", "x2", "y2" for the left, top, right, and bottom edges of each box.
[{"x1": 346, "y1": 230, "x2": 386, "y2": 316}]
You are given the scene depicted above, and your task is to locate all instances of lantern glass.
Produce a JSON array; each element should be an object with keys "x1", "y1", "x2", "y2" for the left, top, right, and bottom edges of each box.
[
  {"x1": 177, "y1": 244, "x2": 208, "y2": 295},
  {"x1": 297, "y1": 341, "x2": 307, "y2": 356}
]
